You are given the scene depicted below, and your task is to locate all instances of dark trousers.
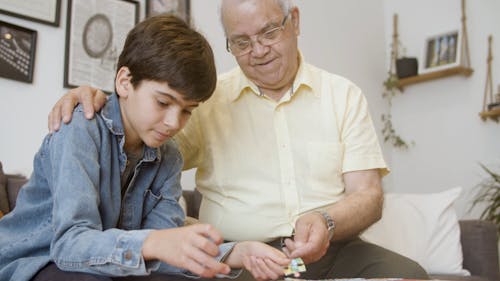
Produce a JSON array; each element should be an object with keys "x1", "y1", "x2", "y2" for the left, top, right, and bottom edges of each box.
[
  {"x1": 33, "y1": 238, "x2": 429, "y2": 281},
  {"x1": 299, "y1": 238, "x2": 429, "y2": 280},
  {"x1": 154, "y1": 238, "x2": 430, "y2": 281}
]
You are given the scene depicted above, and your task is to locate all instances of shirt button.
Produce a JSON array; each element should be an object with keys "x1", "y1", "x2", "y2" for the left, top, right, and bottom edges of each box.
[{"x1": 124, "y1": 250, "x2": 132, "y2": 260}]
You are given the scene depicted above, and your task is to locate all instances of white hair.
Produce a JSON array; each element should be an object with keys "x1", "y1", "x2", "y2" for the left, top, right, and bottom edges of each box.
[{"x1": 219, "y1": 0, "x2": 295, "y2": 34}]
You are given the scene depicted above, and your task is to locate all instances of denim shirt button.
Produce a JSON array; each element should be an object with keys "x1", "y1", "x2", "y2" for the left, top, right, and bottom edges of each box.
[{"x1": 124, "y1": 250, "x2": 133, "y2": 260}]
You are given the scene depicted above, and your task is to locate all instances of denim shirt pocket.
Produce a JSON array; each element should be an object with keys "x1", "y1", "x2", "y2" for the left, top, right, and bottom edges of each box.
[{"x1": 142, "y1": 189, "x2": 163, "y2": 218}]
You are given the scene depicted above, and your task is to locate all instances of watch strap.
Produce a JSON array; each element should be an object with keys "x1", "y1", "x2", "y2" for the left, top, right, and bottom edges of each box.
[{"x1": 318, "y1": 211, "x2": 335, "y2": 240}]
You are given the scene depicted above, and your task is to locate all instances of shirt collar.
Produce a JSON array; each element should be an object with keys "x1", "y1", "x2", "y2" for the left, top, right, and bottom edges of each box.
[
  {"x1": 101, "y1": 93, "x2": 160, "y2": 162},
  {"x1": 229, "y1": 50, "x2": 321, "y2": 102}
]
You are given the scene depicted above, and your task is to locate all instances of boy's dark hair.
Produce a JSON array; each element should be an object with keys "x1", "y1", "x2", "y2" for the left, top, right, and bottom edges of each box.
[{"x1": 117, "y1": 15, "x2": 216, "y2": 102}]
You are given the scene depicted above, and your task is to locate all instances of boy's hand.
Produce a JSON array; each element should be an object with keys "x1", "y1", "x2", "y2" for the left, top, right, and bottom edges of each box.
[
  {"x1": 48, "y1": 86, "x2": 107, "y2": 133},
  {"x1": 142, "y1": 224, "x2": 230, "y2": 278},
  {"x1": 226, "y1": 241, "x2": 290, "y2": 281}
]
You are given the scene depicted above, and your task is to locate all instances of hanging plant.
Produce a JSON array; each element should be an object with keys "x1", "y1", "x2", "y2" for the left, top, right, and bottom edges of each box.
[
  {"x1": 381, "y1": 72, "x2": 412, "y2": 150},
  {"x1": 382, "y1": 14, "x2": 413, "y2": 150}
]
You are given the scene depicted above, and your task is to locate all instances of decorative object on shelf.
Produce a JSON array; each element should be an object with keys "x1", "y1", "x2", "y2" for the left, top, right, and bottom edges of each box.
[
  {"x1": 421, "y1": 29, "x2": 460, "y2": 74},
  {"x1": 479, "y1": 35, "x2": 500, "y2": 122},
  {"x1": 470, "y1": 163, "x2": 500, "y2": 236},
  {"x1": 381, "y1": 14, "x2": 412, "y2": 150},
  {"x1": 396, "y1": 57, "x2": 418, "y2": 79},
  {"x1": 146, "y1": 0, "x2": 190, "y2": 25},
  {"x1": 0, "y1": 20, "x2": 37, "y2": 83},
  {"x1": 64, "y1": 0, "x2": 138, "y2": 93},
  {"x1": 399, "y1": 0, "x2": 473, "y2": 89},
  {"x1": 0, "y1": 0, "x2": 61, "y2": 27}
]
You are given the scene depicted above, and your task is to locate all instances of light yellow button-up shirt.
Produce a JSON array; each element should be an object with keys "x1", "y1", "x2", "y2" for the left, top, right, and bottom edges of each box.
[{"x1": 175, "y1": 55, "x2": 388, "y2": 242}]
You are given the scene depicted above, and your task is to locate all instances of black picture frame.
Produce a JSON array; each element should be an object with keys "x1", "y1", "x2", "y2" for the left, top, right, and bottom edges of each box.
[
  {"x1": 0, "y1": 20, "x2": 37, "y2": 83},
  {"x1": 0, "y1": 0, "x2": 61, "y2": 27},
  {"x1": 64, "y1": 0, "x2": 139, "y2": 93},
  {"x1": 146, "y1": 0, "x2": 190, "y2": 24}
]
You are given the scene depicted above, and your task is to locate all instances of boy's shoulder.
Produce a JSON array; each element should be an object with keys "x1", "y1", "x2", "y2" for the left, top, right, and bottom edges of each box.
[{"x1": 55, "y1": 104, "x2": 105, "y2": 135}]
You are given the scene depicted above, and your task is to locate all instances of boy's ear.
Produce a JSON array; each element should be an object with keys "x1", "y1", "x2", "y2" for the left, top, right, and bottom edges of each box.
[{"x1": 115, "y1": 66, "x2": 133, "y2": 97}]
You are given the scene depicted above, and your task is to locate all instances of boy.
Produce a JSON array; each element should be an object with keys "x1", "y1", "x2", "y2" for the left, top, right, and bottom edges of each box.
[{"x1": 0, "y1": 15, "x2": 289, "y2": 281}]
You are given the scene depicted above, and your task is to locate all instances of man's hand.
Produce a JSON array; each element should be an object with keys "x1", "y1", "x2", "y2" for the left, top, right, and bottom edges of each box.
[
  {"x1": 48, "y1": 86, "x2": 107, "y2": 133},
  {"x1": 225, "y1": 241, "x2": 290, "y2": 281},
  {"x1": 142, "y1": 224, "x2": 231, "y2": 278},
  {"x1": 283, "y1": 211, "x2": 330, "y2": 264},
  {"x1": 284, "y1": 169, "x2": 384, "y2": 264}
]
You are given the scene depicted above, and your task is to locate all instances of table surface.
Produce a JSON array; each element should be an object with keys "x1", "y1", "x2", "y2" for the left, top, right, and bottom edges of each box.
[{"x1": 284, "y1": 278, "x2": 445, "y2": 281}]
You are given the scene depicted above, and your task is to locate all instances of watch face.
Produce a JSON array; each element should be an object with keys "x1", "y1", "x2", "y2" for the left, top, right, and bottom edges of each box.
[{"x1": 82, "y1": 14, "x2": 113, "y2": 58}]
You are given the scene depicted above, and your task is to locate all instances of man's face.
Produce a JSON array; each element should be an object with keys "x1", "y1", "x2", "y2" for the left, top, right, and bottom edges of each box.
[{"x1": 223, "y1": 0, "x2": 300, "y2": 92}]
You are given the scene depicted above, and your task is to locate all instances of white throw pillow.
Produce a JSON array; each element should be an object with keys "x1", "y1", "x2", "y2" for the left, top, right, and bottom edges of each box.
[
  {"x1": 360, "y1": 187, "x2": 469, "y2": 276},
  {"x1": 178, "y1": 195, "x2": 188, "y2": 214}
]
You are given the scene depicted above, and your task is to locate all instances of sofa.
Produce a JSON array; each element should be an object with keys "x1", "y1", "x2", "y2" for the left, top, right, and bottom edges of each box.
[
  {"x1": 0, "y1": 162, "x2": 27, "y2": 217},
  {"x1": 1, "y1": 162, "x2": 498, "y2": 281}
]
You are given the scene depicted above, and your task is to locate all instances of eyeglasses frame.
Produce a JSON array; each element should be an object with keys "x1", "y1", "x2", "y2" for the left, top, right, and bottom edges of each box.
[{"x1": 225, "y1": 14, "x2": 290, "y2": 56}]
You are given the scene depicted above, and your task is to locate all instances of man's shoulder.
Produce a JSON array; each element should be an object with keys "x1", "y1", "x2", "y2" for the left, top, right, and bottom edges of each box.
[
  {"x1": 198, "y1": 67, "x2": 241, "y2": 104},
  {"x1": 217, "y1": 66, "x2": 241, "y2": 82},
  {"x1": 304, "y1": 62, "x2": 358, "y2": 87},
  {"x1": 301, "y1": 62, "x2": 362, "y2": 98},
  {"x1": 216, "y1": 67, "x2": 240, "y2": 89}
]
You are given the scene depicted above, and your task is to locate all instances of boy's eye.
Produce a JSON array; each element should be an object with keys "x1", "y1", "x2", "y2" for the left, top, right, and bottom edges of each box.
[{"x1": 157, "y1": 100, "x2": 169, "y2": 107}]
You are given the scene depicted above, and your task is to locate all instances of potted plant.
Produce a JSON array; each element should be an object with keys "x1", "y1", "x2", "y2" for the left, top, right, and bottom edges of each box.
[{"x1": 471, "y1": 164, "x2": 500, "y2": 236}]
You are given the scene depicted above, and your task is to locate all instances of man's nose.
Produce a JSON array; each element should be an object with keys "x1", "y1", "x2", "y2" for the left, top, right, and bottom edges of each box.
[{"x1": 250, "y1": 38, "x2": 269, "y2": 56}]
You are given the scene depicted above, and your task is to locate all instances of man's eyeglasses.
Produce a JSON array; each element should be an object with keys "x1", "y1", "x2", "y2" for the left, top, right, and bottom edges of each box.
[{"x1": 226, "y1": 14, "x2": 289, "y2": 57}]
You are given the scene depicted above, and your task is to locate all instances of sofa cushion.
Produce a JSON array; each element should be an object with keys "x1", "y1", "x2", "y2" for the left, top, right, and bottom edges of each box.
[
  {"x1": 459, "y1": 220, "x2": 500, "y2": 281},
  {"x1": 361, "y1": 187, "x2": 469, "y2": 276},
  {"x1": 0, "y1": 161, "x2": 10, "y2": 214}
]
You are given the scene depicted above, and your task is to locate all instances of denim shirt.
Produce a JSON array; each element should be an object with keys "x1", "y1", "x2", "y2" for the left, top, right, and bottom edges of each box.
[{"x1": 0, "y1": 93, "x2": 190, "y2": 280}]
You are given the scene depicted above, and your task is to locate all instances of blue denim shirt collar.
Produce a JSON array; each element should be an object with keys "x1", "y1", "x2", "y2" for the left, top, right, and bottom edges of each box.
[{"x1": 101, "y1": 93, "x2": 161, "y2": 171}]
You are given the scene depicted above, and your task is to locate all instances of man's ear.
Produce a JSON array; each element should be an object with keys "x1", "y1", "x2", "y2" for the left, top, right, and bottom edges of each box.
[
  {"x1": 115, "y1": 66, "x2": 132, "y2": 98},
  {"x1": 290, "y1": 7, "x2": 300, "y2": 36}
]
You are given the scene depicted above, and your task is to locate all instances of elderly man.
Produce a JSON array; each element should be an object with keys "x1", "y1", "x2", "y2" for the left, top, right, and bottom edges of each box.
[{"x1": 49, "y1": 1, "x2": 428, "y2": 280}]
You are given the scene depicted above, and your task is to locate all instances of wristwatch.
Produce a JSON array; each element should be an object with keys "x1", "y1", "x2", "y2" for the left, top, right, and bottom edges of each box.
[{"x1": 318, "y1": 211, "x2": 335, "y2": 241}]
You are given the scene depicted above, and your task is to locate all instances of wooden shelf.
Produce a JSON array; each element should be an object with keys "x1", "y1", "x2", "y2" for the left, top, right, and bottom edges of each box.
[
  {"x1": 399, "y1": 66, "x2": 474, "y2": 89},
  {"x1": 479, "y1": 109, "x2": 500, "y2": 122}
]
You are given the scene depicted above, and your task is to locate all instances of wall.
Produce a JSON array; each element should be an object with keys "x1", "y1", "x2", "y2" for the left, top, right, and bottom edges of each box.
[
  {"x1": 0, "y1": 0, "x2": 388, "y2": 191},
  {"x1": 383, "y1": 0, "x2": 500, "y2": 217},
  {"x1": 2, "y1": 1, "x2": 497, "y2": 218}
]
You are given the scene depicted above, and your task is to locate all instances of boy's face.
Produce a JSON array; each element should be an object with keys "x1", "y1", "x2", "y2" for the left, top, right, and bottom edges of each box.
[{"x1": 116, "y1": 68, "x2": 198, "y2": 150}]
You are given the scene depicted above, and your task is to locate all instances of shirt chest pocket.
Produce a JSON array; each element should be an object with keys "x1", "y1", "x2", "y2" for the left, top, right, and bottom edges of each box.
[
  {"x1": 306, "y1": 141, "x2": 344, "y2": 190},
  {"x1": 142, "y1": 189, "x2": 162, "y2": 218}
]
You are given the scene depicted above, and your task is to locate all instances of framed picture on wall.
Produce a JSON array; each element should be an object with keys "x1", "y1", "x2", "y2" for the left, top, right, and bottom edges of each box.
[
  {"x1": 0, "y1": 20, "x2": 37, "y2": 83},
  {"x1": 421, "y1": 29, "x2": 461, "y2": 74},
  {"x1": 146, "y1": 0, "x2": 190, "y2": 24},
  {"x1": 0, "y1": 0, "x2": 61, "y2": 27},
  {"x1": 64, "y1": 0, "x2": 138, "y2": 93}
]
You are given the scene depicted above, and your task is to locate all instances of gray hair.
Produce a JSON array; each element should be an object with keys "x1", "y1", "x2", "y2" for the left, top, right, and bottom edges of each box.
[{"x1": 220, "y1": 0, "x2": 295, "y2": 35}]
